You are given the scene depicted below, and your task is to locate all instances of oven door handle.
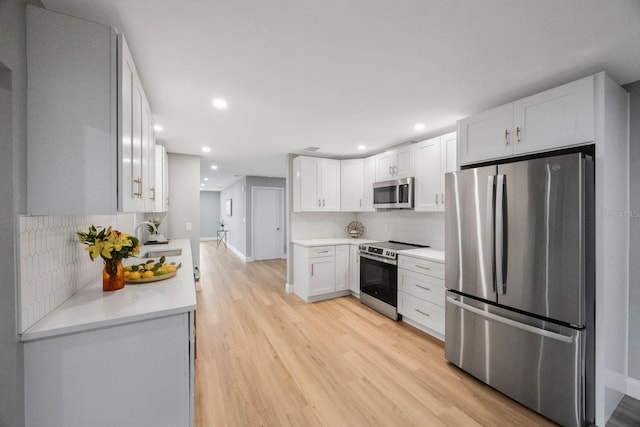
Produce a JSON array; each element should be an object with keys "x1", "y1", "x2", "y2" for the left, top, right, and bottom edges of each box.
[{"x1": 359, "y1": 252, "x2": 398, "y2": 266}]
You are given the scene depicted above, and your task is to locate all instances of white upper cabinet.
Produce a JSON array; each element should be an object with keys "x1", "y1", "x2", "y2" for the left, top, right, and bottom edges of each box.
[
  {"x1": 375, "y1": 145, "x2": 415, "y2": 182},
  {"x1": 26, "y1": 6, "x2": 118, "y2": 215},
  {"x1": 458, "y1": 75, "x2": 595, "y2": 166},
  {"x1": 362, "y1": 155, "x2": 376, "y2": 212},
  {"x1": 26, "y1": 6, "x2": 157, "y2": 214},
  {"x1": 415, "y1": 132, "x2": 457, "y2": 212},
  {"x1": 119, "y1": 35, "x2": 156, "y2": 213},
  {"x1": 293, "y1": 156, "x2": 341, "y2": 212},
  {"x1": 154, "y1": 145, "x2": 169, "y2": 213},
  {"x1": 340, "y1": 159, "x2": 364, "y2": 212}
]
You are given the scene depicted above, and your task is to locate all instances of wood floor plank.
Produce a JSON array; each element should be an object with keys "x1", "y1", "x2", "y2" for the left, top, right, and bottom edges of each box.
[{"x1": 194, "y1": 242, "x2": 555, "y2": 426}]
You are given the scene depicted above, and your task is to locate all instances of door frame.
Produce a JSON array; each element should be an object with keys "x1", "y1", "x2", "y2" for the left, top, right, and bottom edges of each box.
[{"x1": 251, "y1": 186, "x2": 285, "y2": 261}]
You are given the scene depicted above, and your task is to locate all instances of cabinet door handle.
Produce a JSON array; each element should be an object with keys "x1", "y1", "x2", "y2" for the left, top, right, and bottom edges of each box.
[
  {"x1": 415, "y1": 264, "x2": 431, "y2": 270},
  {"x1": 505, "y1": 129, "x2": 510, "y2": 146},
  {"x1": 441, "y1": 192, "x2": 445, "y2": 205},
  {"x1": 516, "y1": 126, "x2": 522, "y2": 144},
  {"x1": 393, "y1": 165, "x2": 398, "y2": 175},
  {"x1": 415, "y1": 284, "x2": 431, "y2": 291},
  {"x1": 360, "y1": 198, "x2": 362, "y2": 208},
  {"x1": 415, "y1": 308, "x2": 430, "y2": 317},
  {"x1": 316, "y1": 250, "x2": 330, "y2": 254},
  {"x1": 150, "y1": 187, "x2": 156, "y2": 200},
  {"x1": 389, "y1": 166, "x2": 392, "y2": 175},
  {"x1": 322, "y1": 199, "x2": 326, "y2": 207},
  {"x1": 133, "y1": 177, "x2": 143, "y2": 198},
  {"x1": 318, "y1": 199, "x2": 321, "y2": 207},
  {"x1": 435, "y1": 193, "x2": 439, "y2": 204},
  {"x1": 311, "y1": 264, "x2": 314, "y2": 276}
]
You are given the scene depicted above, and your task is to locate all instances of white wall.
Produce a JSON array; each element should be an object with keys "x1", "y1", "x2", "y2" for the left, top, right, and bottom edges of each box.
[
  {"x1": 0, "y1": 0, "x2": 27, "y2": 424},
  {"x1": 200, "y1": 191, "x2": 220, "y2": 239},
  {"x1": 167, "y1": 153, "x2": 201, "y2": 268},
  {"x1": 625, "y1": 80, "x2": 640, "y2": 394},
  {"x1": 219, "y1": 178, "x2": 246, "y2": 257}
]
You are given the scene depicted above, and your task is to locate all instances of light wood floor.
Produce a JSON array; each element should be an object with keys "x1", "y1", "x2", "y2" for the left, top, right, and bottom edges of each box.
[{"x1": 194, "y1": 242, "x2": 555, "y2": 426}]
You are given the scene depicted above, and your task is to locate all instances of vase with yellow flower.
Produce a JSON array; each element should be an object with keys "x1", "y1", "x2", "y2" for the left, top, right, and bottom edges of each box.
[{"x1": 78, "y1": 225, "x2": 141, "y2": 291}]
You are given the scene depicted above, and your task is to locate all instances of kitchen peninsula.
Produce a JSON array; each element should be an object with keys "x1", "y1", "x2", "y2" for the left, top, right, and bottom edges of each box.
[{"x1": 21, "y1": 239, "x2": 196, "y2": 427}]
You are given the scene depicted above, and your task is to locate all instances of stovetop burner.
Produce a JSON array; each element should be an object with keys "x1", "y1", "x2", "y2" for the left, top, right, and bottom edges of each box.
[{"x1": 358, "y1": 241, "x2": 428, "y2": 260}]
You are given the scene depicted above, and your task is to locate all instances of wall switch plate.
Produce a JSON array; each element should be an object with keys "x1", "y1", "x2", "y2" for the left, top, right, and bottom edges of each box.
[{"x1": 185, "y1": 222, "x2": 192, "y2": 231}]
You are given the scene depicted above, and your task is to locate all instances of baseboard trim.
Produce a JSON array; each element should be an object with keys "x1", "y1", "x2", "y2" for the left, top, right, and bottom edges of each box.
[
  {"x1": 227, "y1": 243, "x2": 248, "y2": 262},
  {"x1": 285, "y1": 283, "x2": 294, "y2": 294},
  {"x1": 628, "y1": 377, "x2": 640, "y2": 400}
]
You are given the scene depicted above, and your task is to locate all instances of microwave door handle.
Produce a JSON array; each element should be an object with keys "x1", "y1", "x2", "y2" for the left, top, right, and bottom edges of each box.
[
  {"x1": 495, "y1": 174, "x2": 506, "y2": 294},
  {"x1": 487, "y1": 175, "x2": 496, "y2": 293}
]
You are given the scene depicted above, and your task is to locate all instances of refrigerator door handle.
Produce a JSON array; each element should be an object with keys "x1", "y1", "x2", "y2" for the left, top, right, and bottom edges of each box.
[
  {"x1": 487, "y1": 175, "x2": 496, "y2": 293},
  {"x1": 446, "y1": 296, "x2": 574, "y2": 343},
  {"x1": 495, "y1": 174, "x2": 507, "y2": 294}
]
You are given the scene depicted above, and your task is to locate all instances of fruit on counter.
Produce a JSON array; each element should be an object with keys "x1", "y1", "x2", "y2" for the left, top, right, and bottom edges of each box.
[{"x1": 124, "y1": 256, "x2": 182, "y2": 279}]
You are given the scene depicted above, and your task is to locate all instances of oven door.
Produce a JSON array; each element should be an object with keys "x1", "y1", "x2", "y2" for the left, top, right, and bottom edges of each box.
[{"x1": 359, "y1": 252, "x2": 398, "y2": 307}]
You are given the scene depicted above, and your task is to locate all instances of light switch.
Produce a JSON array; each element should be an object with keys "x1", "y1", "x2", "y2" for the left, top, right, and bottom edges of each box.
[{"x1": 185, "y1": 222, "x2": 192, "y2": 231}]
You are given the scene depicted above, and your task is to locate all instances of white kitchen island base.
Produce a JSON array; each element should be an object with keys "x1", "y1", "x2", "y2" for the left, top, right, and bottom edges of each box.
[{"x1": 25, "y1": 313, "x2": 193, "y2": 427}]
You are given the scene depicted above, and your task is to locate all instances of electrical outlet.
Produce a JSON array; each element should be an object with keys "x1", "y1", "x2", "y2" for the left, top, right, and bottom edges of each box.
[{"x1": 185, "y1": 222, "x2": 192, "y2": 231}]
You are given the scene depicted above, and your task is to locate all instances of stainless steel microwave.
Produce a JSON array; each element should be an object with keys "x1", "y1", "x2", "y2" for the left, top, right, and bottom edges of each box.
[{"x1": 373, "y1": 177, "x2": 414, "y2": 209}]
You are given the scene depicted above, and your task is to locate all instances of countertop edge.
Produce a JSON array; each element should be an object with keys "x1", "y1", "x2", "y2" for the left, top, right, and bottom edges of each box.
[
  {"x1": 292, "y1": 238, "x2": 377, "y2": 247},
  {"x1": 20, "y1": 239, "x2": 196, "y2": 343},
  {"x1": 398, "y1": 248, "x2": 446, "y2": 263}
]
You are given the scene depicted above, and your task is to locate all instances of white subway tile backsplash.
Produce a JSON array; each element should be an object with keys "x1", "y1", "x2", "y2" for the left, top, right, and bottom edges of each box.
[{"x1": 18, "y1": 214, "x2": 117, "y2": 333}]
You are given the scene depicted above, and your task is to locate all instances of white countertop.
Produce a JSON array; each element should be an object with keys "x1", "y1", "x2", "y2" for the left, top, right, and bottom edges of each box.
[
  {"x1": 21, "y1": 239, "x2": 196, "y2": 342},
  {"x1": 292, "y1": 237, "x2": 377, "y2": 247},
  {"x1": 398, "y1": 247, "x2": 445, "y2": 263}
]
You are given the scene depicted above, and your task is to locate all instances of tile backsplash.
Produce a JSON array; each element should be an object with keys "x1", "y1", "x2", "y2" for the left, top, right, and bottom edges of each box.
[
  {"x1": 17, "y1": 214, "x2": 136, "y2": 333},
  {"x1": 290, "y1": 210, "x2": 445, "y2": 249}
]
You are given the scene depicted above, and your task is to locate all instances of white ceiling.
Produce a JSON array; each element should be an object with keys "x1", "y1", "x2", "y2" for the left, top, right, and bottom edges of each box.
[{"x1": 42, "y1": 0, "x2": 640, "y2": 191}]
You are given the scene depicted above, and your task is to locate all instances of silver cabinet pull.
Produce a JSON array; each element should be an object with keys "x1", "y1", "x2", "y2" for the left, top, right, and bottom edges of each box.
[
  {"x1": 435, "y1": 193, "x2": 439, "y2": 204},
  {"x1": 322, "y1": 199, "x2": 325, "y2": 207},
  {"x1": 133, "y1": 177, "x2": 142, "y2": 198},
  {"x1": 415, "y1": 264, "x2": 431, "y2": 270},
  {"x1": 316, "y1": 250, "x2": 329, "y2": 254},
  {"x1": 150, "y1": 187, "x2": 156, "y2": 200},
  {"x1": 441, "y1": 192, "x2": 445, "y2": 205},
  {"x1": 415, "y1": 308, "x2": 430, "y2": 317},
  {"x1": 415, "y1": 284, "x2": 431, "y2": 291},
  {"x1": 516, "y1": 126, "x2": 522, "y2": 144},
  {"x1": 318, "y1": 199, "x2": 321, "y2": 207},
  {"x1": 505, "y1": 129, "x2": 510, "y2": 146},
  {"x1": 311, "y1": 264, "x2": 314, "y2": 276}
]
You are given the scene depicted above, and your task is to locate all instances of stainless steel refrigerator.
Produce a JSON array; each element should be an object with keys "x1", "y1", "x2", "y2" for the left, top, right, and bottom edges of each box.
[{"x1": 444, "y1": 152, "x2": 594, "y2": 427}]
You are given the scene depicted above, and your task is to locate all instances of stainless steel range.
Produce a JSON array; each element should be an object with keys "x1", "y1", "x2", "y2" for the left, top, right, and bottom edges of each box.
[{"x1": 358, "y1": 241, "x2": 426, "y2": 320}]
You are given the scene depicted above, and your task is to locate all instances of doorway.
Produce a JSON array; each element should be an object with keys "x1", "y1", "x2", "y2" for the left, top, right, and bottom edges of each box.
[{"x1": 251, "y1": 187, "x2": 284, "y2": 260}]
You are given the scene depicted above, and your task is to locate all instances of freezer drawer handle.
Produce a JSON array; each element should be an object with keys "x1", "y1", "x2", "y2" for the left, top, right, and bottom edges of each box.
[
  {"x1": 415, "y1": 264, "x2": 431, "y2": 270},
  {"x1": 446, "y1": 297, "x2": 574, "y2": 344},
  {"x1": 415, "y1": 284, "x2": 431, "y2": 291},
  {"x1": 415, "y1": 308, "x2": 430, "y2": 317}
]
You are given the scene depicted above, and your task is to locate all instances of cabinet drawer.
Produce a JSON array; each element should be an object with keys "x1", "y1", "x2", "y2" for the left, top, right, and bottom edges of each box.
[
  {"x1": 309, "y1": 246, "x2": 335, "y2": 258},
  {"x1": 398, "y1": 256, "x2": 444, "y2": 278},
  {"x1": 398, "y1": 292, "x2": 445, "y2": 335},
  {"x1": 398, "y1": 269, "x2": 445, "y2": 307}
]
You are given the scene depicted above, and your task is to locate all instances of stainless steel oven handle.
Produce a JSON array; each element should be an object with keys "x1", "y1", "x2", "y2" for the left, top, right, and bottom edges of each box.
[
  {"x1": 358, "y1": 252, "x2": 398, "y2": 266},
  {"x1": 446, "y1": 297, "x2": 573, "y2": 343}
]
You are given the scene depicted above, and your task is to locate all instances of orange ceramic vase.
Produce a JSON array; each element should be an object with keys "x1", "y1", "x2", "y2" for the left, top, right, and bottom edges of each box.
[{"x1": 103, "y1": 258, "x2": 125, "y2": 291}]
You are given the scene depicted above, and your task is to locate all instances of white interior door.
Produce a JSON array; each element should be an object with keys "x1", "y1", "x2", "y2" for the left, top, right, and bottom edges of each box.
[{"x1": 252, "y1": 187, "x2": 283, "y2": 260}]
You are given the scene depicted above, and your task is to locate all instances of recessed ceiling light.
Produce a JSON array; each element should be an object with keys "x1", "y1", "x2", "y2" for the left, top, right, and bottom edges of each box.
[
  {"x1": 357, "y1": 145, "x2": 366, "y2": 150},
  {"x1": 212, "y1": 98, "x2": 227, "y2": 110},
  {"x1": 211, "y1": 165, "x2": 218, "y2": 170},
  {"x1": 153, "y1": 125, "x2": 163, "y2": 132},
  {"x1": 204, "y1": 177, "x2": 209, "y2": 181},
  {"x1": 202, "y1": 146, "x2": 211, "y2": 153},
  {"x1": 414, "y1": 123, "x2": 426, "y2": 131}
]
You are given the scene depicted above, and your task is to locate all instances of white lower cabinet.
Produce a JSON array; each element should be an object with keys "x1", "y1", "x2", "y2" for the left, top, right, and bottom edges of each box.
[
  {"x1": 398, "y1": 254, "x2": 445, "y2": 340},
  {"x1": 24, "y1": 312, "x2": 194, "y2": 427},
  {"x1": 349, "y1": 245, "x2": 361, "y2": 296},
  {"x1": 294, "y1": 243, "x2": 359, "y2": 302}
]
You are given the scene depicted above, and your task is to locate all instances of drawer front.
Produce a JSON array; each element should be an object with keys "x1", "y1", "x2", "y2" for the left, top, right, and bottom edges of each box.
[
  {"x1": 398, "y1": 255, "x2": 444, "y2": 278},
  {"x1": 398, "y1": 292, "x2": 445, "y2": 334},
  {"x1": 309, "y1": 246, "x2": 335, "y2": 258},
  {"x1": 398, "y1": 269, "x2": 445, "y2": 307}
]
